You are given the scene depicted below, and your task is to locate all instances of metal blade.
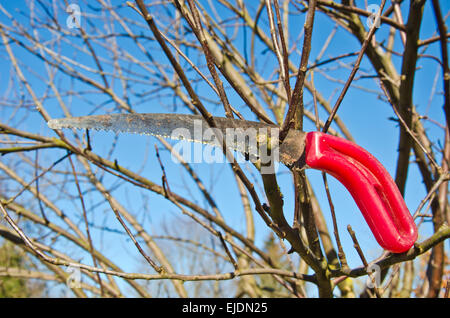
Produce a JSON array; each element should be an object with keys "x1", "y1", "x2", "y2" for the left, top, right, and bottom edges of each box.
[{"x1": 48, "y1": 113, "x2": 306, "y2": 166}]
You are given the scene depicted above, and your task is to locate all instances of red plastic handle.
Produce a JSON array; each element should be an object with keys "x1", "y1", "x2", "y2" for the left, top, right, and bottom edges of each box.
[{"x1": 304, "y1": 132, "x2": 417, "y2": 253}]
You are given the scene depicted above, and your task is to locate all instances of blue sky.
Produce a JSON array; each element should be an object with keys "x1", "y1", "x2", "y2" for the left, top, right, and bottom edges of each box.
[{"x1": 0, "y1": 0, "x2": 448, "y2": 296}]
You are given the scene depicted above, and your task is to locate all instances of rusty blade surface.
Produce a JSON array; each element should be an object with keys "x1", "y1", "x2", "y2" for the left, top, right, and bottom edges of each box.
[{"x1": 47, "y1": 113, "x2": 306, "y2": 166}]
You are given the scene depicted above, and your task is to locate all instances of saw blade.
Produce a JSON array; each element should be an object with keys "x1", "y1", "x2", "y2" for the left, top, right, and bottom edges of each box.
[{"x1": 47, "y1": 113, "x2": 285, "y2": 160}]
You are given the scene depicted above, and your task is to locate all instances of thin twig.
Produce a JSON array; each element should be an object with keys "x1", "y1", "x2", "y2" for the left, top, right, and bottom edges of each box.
[
  {"x1": 347, "y1": 225, "x2": 381, "y2": 298},
  {"x1": 380, "y1": 81, "x2": 441, "y2": 172},
  {"x1": 5, "y1": 152, "x2": 71, "y2": 206},
  {"x1": 218, "y1": 232, "x2": 239, "y2": 270},
  {"x1": 322, "y1": 0, "x2": 387, "y2": 133},
  {"x1": 34, "y1": 150, "x2": 48, "y2": 224},
  {"x1": 266, "y1": 0, "x2": 290, "y2": 103},
  {"x1": 445, "y1": 280, "x2": 450, "y2": 298},
  {"x1": 430, "y1": 0, "x2": 450, "y2": 131},
  {"x1": 322, "y1": 173, "x2": 348, "y2": 269},
  {"x1": 0, "y1": 207, "x2": 316, "y2": 284},
  {"x1": 281, "y1": 0, "x2": 317, "y2": 137},
  {"x1": 274, "y1": 0, "x2": 291, "y2": 101},
  {"x1": 68, "y1": 155, "x2": 105, "y2": 296}
]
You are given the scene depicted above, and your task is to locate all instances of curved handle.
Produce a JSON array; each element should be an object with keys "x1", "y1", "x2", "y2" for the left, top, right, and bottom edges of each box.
[{"x1": 304, "y1": 132, "x2": 417, "y2": 253}]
